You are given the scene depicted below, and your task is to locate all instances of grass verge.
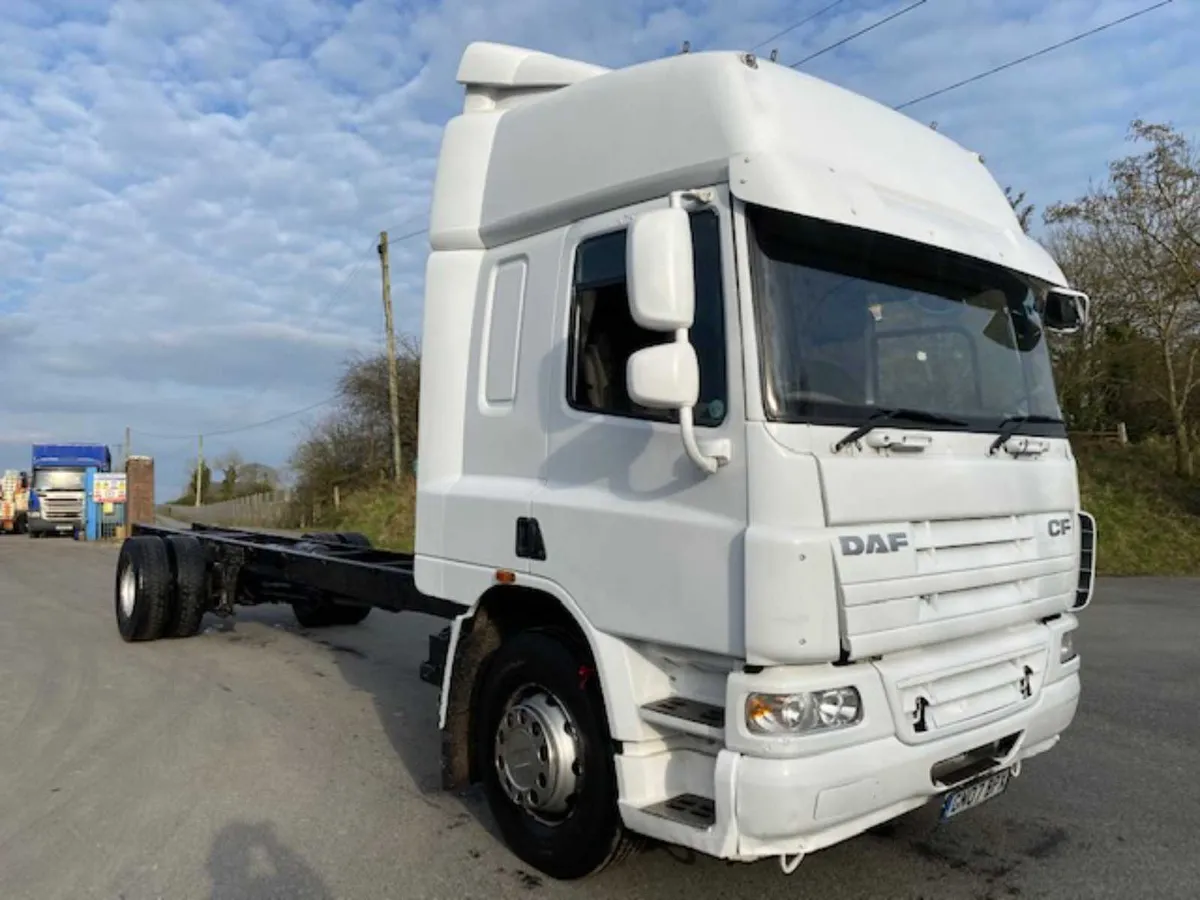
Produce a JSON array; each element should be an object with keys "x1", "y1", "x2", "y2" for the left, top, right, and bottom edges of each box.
[{"x1": 1076, "y1": 440, "x2": 1200, "y2": 576}]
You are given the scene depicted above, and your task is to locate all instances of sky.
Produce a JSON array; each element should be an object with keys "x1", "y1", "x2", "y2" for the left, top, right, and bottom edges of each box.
[{"x1": 0, "y1": 0, "x2": 1195, "y2": 498}]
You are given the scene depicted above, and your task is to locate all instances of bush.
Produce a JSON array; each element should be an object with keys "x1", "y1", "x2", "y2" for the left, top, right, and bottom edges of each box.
[{"x1": 316, "y1": 477, "x2": 417, "y2": 552}]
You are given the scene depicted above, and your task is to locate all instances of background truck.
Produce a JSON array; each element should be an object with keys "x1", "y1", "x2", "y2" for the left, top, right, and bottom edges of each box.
[
  {"x1": 1, "y1": 470, "x2": 30, "y2": 534},
  {"x1": 27, "y1": 443, "x2": 112, "y2": 538},
  {"x1": 110, "y1": 42, "x2": 1097, "y2": 881}
]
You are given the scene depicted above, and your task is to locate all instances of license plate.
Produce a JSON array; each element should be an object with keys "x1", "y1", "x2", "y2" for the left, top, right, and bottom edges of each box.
[{"x1": 939, "y1": 768, "x2": 1012, "y2": 821}]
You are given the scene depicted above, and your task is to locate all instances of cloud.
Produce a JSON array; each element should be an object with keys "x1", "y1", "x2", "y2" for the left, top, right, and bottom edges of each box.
[{"x1": 0, "y1": 0, "x2": 1195, "y2": 493}]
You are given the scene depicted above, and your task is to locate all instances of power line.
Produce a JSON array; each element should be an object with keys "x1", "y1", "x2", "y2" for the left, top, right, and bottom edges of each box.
[
  {"x1": 201, "y1": 395, "x2": 340, "y2": 437},
  {"x1": 750, "y1": 0, "x2": 849, "y2": 53},
  {"x1": 893, "y1": 0, "x2": 1175, "y2": 111},
  {"x1": 308, "y1": 233, "x2": 378, "y2": 323},
  {"x1": 132, "y1": 394, "x2": 340, "y2": 442},
  {"x1": 791, "y1": 0, "x2": 927, "y2": 68},
  {"x1": 127, "y1": 219, "x2": 432, "y2": 446}
]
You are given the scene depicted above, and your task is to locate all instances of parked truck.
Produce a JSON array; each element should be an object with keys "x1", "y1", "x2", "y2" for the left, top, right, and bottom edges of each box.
[
  {"x1": 1, "y1": 470, "x2": 30, "y2": 534},
  {"x1": 111, "y1": 43, "x2": 1097, "y2": 881},
  {"x1": 27, "y1": 443, "x2": 112, "y2": 538}
]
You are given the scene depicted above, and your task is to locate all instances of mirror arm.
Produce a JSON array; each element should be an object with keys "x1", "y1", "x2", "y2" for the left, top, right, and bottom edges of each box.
[{"x1": 674, "y1": 327, "x2": 724, "y2": 474}]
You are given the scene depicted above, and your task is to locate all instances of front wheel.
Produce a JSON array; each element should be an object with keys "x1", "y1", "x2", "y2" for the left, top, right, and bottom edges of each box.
[{"x1": 475, "y1": 630, "x2": 638, "y2": 880}]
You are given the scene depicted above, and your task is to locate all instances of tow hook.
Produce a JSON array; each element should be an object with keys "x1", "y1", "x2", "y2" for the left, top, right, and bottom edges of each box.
[{"x1": 779, "y1": 852, "x2": 804, "y2": 875}]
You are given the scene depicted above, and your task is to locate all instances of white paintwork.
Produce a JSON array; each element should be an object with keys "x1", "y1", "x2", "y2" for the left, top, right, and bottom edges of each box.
[
  {"x1": 416, "y1": 40, "x2": 1092, "y2": 871},
  {"x1": 627, "y1": 207, "x2": 696, "y2": 331},
  {"x1": 626, "y1": 342, "x2": 700, "y2": 410}
]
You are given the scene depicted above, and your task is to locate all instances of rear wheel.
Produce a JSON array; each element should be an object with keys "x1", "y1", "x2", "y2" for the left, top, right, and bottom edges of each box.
[
  {"x1": 291, "y1": 593, "x2": 372, "y2": 628},
  {"x1": 475, "y1": 630, "x2": 637, "y2": 880},
  {"x1": 115, "y1": 536, "x2": 173, "y2": 642},
  {"x1": 164, "y1": 534, "x2": 211, "y2": 638},
  {"x1": 301, "y1": 531, "x2": 341, "y2": 544}
]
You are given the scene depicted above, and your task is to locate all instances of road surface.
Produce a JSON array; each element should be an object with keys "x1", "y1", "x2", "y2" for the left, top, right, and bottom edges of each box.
[{"x1": 1, "y1": 537, "x2": 1197, "y2": 899}]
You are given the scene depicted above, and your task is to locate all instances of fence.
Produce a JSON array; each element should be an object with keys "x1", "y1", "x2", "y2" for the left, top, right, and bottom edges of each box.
[
  {"x1": 1070, "y1": 422, "x2": 1129, "y2": 445},
  {"x1": 159, "y1": 490, "x2": 293, "y2": 529}
]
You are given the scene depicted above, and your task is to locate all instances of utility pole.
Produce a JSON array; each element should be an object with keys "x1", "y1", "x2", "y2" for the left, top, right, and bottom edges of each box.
[
  {"x1": 124, "y1": 426, "x2": 131, "y2": 471},
  {"x1": 195, "y1": 434, "x2": 204, "y2": 507},
  {"x1": 378, "y1": 230, "x2": 403, "y2": 483}
]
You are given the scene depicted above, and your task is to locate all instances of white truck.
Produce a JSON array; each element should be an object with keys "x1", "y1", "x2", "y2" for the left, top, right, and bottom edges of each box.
[{"x1": 112, "y1": 42, "x2": 1097, "y2": 881}]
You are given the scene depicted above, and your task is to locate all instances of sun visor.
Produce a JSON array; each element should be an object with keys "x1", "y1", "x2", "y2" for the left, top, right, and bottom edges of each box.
[{"x1": 729, "y1": 153, "x2": 1065, "y2": 287}]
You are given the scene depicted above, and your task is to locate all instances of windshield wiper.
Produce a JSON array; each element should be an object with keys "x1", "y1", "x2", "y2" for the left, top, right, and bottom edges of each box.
[
  {"x1": 987, "y1": 414, "x2": 1064, "y2": 455},
  {"x1": 833, "y1": 408, "x2": 968, "y2": 452}
]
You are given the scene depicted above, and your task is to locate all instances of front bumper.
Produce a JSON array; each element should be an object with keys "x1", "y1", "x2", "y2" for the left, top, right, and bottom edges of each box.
[
  {"x1": 731, "y1": 666, "x2": 1079, "y2": 858},
  {"x1": 619, "y1": 619, "x2": 1082, "y2": 863},
  {"x1": 27, "y1": 516, "x2": 81, "y2": 535}
]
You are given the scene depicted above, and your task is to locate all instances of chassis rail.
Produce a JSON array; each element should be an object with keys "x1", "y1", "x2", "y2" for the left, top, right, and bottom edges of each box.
[{"x1": 132, "y1": 522, "x2": 462, "y2": 620}]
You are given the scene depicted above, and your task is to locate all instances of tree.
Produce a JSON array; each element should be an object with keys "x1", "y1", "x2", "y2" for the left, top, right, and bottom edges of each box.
[
  {"x1": 1046, "y1": 120, "x2": 1200, "y2": 476},
  {"x1": 1005, "y1": 185, "x2": 1035, "y2": 234},
  {"x1": 285, "y1": 336, "x2": 422, "y2": 525},
  {"x1": 240, "y1": 462, "x2": 279, "y2": 491},
  {"x1": 176, "y1": 459, "x2": 212, "y2": 505},
  {"x1": 216, "y1": 449, "x2": 244, "y2": 500}
]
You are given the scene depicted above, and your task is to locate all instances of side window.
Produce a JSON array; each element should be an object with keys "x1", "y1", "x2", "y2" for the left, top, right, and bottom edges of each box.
[
  {"x1": 482, "y1": 256, "x2": 528, "y2": 407},
  {"x1": 566, "y1": 209, "x2": 727, "y2": 426}
]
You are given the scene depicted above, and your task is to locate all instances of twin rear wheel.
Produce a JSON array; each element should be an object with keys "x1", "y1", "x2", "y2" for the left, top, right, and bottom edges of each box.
[
  {"x1": 476, "y1": 630, "x2": 638, "y2": 880},
  {"x1": 114, "y1": 533, "x2": 373, "y2": 641}
]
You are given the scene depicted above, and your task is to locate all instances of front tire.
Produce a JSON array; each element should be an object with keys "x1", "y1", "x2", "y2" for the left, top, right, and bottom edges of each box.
[{"x1": 475, "y1": 630, "x2": 637, "y2": 880}]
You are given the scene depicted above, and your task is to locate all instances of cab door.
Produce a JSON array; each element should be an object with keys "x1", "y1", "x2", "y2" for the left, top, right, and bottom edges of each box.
[{"x1": 529, "y1": 188, "x2": 749, "y2": 656}]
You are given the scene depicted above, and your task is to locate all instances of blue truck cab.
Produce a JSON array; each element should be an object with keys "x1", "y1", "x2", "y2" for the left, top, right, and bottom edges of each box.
[{"x1": 27, "y1": 443, "x2": 112, "y2": 538}]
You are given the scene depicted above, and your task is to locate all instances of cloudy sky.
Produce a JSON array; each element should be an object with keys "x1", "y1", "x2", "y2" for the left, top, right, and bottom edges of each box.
[{"x1": 0, "y1": 0, "x2": 1194, "y2": 497}]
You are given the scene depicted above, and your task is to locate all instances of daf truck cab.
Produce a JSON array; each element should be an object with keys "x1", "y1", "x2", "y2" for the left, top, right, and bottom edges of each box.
[
  {"x1": 414, "y1": 42, "x2": 1094, "y2": 878},
  {"x1": 27, "y1": 443, "x2": 111, "y2": 538}
]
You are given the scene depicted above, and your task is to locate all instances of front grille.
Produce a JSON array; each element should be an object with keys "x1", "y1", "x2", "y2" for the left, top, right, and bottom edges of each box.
[
  {"x1": 42, "y1": 499, "x2": 82, "y2": 521},
  {"x1": 838, "y1": 513, "x2": 1078, "y2": 657}
]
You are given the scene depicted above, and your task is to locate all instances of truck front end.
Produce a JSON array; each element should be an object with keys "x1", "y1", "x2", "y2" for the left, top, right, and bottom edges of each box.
[
  {"x1": 716, "y1": 168, "x2": 1094, "y2": 862},
  {"x1": 27, "y1": 467, "x2": 88, "y2": 536},
  {"x1": 26, "y1": 444, "x2": 110, "y2": 538}
]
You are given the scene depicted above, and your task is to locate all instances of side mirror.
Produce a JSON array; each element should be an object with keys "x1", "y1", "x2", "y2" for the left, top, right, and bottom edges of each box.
[
  {"x1": 627, "y1": 208, "x2": 695, "y2": 332},
  {"x1": 627, "y1": 342, "x2": 699, "y2": 410},
  {"x1": 1044, "y1": 287, "x2": 1089, "y2": 333}
]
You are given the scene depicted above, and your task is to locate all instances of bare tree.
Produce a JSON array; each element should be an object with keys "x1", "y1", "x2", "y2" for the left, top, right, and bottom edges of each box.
[
  {"x1": 1005, "y1": 185, "x2": 1035, "y2": 234},
  {"x1": 286, "y1": 336, "x2": 422, "y2": 525},
  {"x1": 1046, "y1": 120, "x2": 1200, "y2": 475}
]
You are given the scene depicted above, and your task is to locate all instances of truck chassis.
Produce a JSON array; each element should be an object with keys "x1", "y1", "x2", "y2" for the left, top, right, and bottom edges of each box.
[{"x1": 116, "y1": 523, "x2": 458, "y2": 645}]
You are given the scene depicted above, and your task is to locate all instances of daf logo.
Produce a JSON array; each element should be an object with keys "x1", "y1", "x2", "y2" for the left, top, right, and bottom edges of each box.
[
  {"x1": 839, "y1": 532, "x2": 909, "y2": 556},
  {"x1": 1048, "y1": 517, "x2": 1072, "y2": 537}
]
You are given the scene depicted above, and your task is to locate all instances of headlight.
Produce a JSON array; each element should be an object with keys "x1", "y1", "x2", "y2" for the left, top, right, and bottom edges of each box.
[
  {"x1": 745, "y1": 687, "x2": 863, "y2": 735},
  {"x1": 1060, "y1": 631, "x2": 1077, "y2": 664}
]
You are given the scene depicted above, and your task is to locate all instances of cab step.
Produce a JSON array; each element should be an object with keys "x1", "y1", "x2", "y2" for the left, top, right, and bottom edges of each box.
[
  {"x1": 639, "y1": 696, "x2": 725, "y2": 740},
  {"x1": 640, "y1": 793, "x2": 716, "y2": 829}
]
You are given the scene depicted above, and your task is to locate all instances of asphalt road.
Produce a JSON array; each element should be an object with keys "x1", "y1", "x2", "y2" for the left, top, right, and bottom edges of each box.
[{"x1": 1, "y1": 538, "x2": 1197, "y2": 900}]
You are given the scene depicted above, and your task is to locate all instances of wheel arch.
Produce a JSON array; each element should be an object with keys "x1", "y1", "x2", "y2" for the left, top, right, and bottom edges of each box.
[{"x1": 437, "y1": 577, "x2": 656, "y2": 792}]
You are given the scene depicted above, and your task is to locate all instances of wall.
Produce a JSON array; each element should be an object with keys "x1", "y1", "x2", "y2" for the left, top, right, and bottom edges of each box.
[{"x1": 126, "y1": 456, "x2": 156, "y2": 527}]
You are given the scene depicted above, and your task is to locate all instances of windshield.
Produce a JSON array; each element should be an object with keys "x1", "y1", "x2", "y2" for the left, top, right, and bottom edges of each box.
[
  {"x1": 745, "y1": 204, "x2": 1065, "y2": 436},
  {"x1": 33, "y1": 469, "x2": 85, "y2": 491}
]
